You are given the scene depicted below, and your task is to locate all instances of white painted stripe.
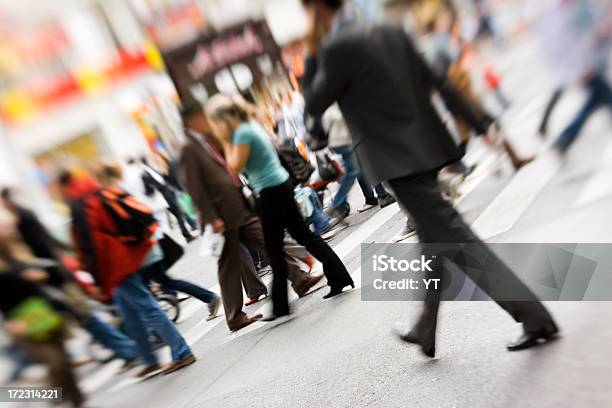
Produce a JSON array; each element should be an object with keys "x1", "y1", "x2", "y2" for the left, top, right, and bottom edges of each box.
[
  {"x1": 80, "y1": 360, "x2": 124, "y2": 393},
  {"x1": 457, "y1": 148, "x2": 505, "y2": 203},
  {"x1": 472, "y1": 149, "x2": 562, "y2": 239},
  {"x1": 573, "y1": 142, "x2": 612, "y2": 208}
]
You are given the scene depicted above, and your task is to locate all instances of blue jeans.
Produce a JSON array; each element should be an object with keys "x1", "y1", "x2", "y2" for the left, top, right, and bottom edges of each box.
[
  {"x1": 84, "y1": 314, "x2": 139, "y2": 361},
  {"x1": 358, "y1": 175, "x2": 388, "y2": 202},
  {"x1": 556, "y1": 73, "x2": 612, "y2": 150},
  {"x1": 114, "y1": 273, "x2": 192, "y2": 365},
  {"x1": 143, "y1": 261, "x2": 216, "y2": 304},
  {"x1": 331, "y1": 145, "x2": 359, "y2": 210},
  {"x1": 308, "y1": 189, "x2": 331, "y2": 235}
]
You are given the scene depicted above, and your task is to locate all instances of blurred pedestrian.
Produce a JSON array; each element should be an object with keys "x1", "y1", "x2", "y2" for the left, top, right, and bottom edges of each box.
[
  {"x1": 1, "y1": 187, "x2": 71, "y2": 261},
  {"x1": 139, "y1": 157, "x2": 197, "y2": 242},
  {"x1": 0, "y1": 237, "x2": 85, "y2": 407},
  {"x1": 65, "y1": 163, "x2": 195, "y2": 376},
  {"x1": 536, "y1": 0, "x2": 612, "y2": 152},
  {"x1": 323, "y1": 104, "x2": 396, "y2": 217},
  {"x1": 204, "y1": 95, "x2": 353, "y2": 320},
  {"x1": 122, "y1": 159, "x2": 221, "y2": 321},
  {"x1": 2, "y1": 188, "x2": 140, "y2": 365},
  {"x1": 301, "y1": 0, "x2": 558, "y2": 356},
  {"x1": 179, "y1": 103, "x2": 324, "y2": 327},
  {"x1": 483, "y1": 65, "x2": 511, "y2": 111}
]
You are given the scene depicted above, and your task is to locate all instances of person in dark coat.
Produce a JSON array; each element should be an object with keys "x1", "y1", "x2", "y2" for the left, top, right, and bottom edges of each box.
[{"x1": 300, "y1": 0, "x2": 558, "y2": 356}]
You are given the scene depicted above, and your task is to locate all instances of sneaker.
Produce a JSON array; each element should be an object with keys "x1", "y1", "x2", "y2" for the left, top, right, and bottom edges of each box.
[
  {"x1": 327, "y1": 217, "x2": 343, "y2": 229},
  {"x1": 378, "y1": 195, "x2": 396, "y2": 208},
  {"x1": 358, "y1": 202, "x2": 377, "y2": 212},
  {"x1": 325, "y1": 202, "x2": 350, "y2": 220},
  {"x1": 321, "y1": 227, "x2": 341, "y2": 240},
  {"x1": 207, "y1": 295, "x2": 221, "y2": 321},
  {"x1": 321, "y1": 221, "x2": 348, "y2": 240},
  {"x1": 162, "y1": 354, "x2": 196, "y2": 375},
  {"x1": 391, "y1": 224, "x2": 417, "y2": 243}
]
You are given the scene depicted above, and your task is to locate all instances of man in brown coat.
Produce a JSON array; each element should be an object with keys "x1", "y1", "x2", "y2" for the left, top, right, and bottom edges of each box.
[{"x1": 179, "y1": 103, "x2": 322, "y2": 332}]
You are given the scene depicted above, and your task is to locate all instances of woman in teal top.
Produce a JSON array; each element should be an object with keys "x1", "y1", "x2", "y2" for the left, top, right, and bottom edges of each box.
[{"x1": 205, "y1": 94, "x2": 353, "y2": 319}]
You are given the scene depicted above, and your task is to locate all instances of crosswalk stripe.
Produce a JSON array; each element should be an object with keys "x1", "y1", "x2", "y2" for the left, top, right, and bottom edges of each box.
[
  {"x1": 573, "y1": 141, "x2": 612, "y2": 208},
  {"x1": 472, "y1": 149, "x2": 562, "y2": 239}
]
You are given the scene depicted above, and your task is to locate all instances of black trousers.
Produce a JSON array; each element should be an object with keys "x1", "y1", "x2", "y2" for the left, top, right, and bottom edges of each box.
[
  {"x1": 257, "y1": 181, "x2": 353, "y2": 316},
  {"x1": 388, "y1": 171, "x2": 554, "y2": 333},
  {"x1": 142, "y1": 236, "x2": 216, "y2": 304}
]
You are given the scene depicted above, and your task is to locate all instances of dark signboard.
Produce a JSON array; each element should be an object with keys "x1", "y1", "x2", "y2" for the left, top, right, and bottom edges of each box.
[{"x1": 162, "y1": 20, "x2": 284, "y2": 106}]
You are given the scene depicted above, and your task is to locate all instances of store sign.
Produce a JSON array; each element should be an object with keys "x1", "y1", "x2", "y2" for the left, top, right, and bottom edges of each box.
[
  {"x1": 188, "y1": 25, "x2": 264, "y2": 79},
  {"x1": 163, "y1": 20, "x2": 284, "y2": 105}
]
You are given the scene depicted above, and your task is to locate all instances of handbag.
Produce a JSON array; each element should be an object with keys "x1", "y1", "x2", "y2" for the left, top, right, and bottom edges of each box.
[
  {"x1": 199, "y1": 225, "x2": 225, "y2": 258},
  {"x1": 316, "y1": 151, "x2": 340, "y2": 181}
]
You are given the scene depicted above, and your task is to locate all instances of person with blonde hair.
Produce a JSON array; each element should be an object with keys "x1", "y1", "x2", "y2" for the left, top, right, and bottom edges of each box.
[{"x1": 205, "y1": 94, "x2": 354, "y2": 320}]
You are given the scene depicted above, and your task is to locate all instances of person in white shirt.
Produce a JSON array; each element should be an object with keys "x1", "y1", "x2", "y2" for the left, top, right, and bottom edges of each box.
[{"x1": 122, "y1": 158, "x2": 221, "y2": 321}]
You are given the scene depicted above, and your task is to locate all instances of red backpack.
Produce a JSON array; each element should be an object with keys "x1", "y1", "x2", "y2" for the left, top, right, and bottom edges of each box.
[{"x1": 97, "y1": 188, "x2": 158, "y2": 245}]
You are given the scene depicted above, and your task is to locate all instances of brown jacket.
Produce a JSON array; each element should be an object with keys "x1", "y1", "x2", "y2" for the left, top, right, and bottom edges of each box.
[{"x1": 178, "y1": 131, "x2": 251, "y2": 230}]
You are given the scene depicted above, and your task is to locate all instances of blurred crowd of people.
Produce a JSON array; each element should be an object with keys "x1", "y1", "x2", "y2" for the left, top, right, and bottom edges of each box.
[{"x1": 0, "y1": 0, "x2": 610, "y2": 406}]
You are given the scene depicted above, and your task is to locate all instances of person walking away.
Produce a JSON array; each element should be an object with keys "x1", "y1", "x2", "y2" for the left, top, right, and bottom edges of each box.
[
  {"x1": 204, "y1": 95, "x2": 354, "y2": 321},
  {"x1": 300, "y1": 0, "x2": 558, "y2": 356},
  {"x1": 536, "y1": 0, "x2": 612, "y2": 152}
]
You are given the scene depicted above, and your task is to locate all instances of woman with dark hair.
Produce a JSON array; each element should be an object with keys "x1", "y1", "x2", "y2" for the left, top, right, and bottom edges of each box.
[{"x1": 205, "y1": 94, "x2": 354, "y2": 320}]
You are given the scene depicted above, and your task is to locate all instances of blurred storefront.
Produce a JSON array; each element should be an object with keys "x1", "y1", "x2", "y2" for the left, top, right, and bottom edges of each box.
[
  {"x1": 0, "y1": 0, "x2": 184, "y2": 226},
  {"x1": 0, "y1": 0, "x2": 314, "y2": 227},
  {"x1": 163, "y1": 20, "x2": 289, "y2": 107}
]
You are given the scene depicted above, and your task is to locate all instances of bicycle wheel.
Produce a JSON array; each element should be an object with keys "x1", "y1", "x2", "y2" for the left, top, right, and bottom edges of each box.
[{"x1": 156, "y1": 294, "x2": 181, "y2": 322}]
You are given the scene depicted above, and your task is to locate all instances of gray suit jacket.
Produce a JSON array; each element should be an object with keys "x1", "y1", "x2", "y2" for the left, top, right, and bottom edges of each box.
[
  {"x1": 178, "y1": 132, "x2": 251, "y2": 230},
  {"x1": 302, "y1": 24, "x2": 487, "y2": 184}
]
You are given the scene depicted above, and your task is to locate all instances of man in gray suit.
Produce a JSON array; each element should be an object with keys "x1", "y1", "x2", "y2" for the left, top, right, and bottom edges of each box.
[{"x1": 300, "y1": 0, "x2": 558, "y2": 356}]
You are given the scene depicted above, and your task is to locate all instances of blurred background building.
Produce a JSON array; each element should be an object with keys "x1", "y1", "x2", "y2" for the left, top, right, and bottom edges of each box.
[{"x1": 0, "y1": 0, "x2": 313, "y2": 227}]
